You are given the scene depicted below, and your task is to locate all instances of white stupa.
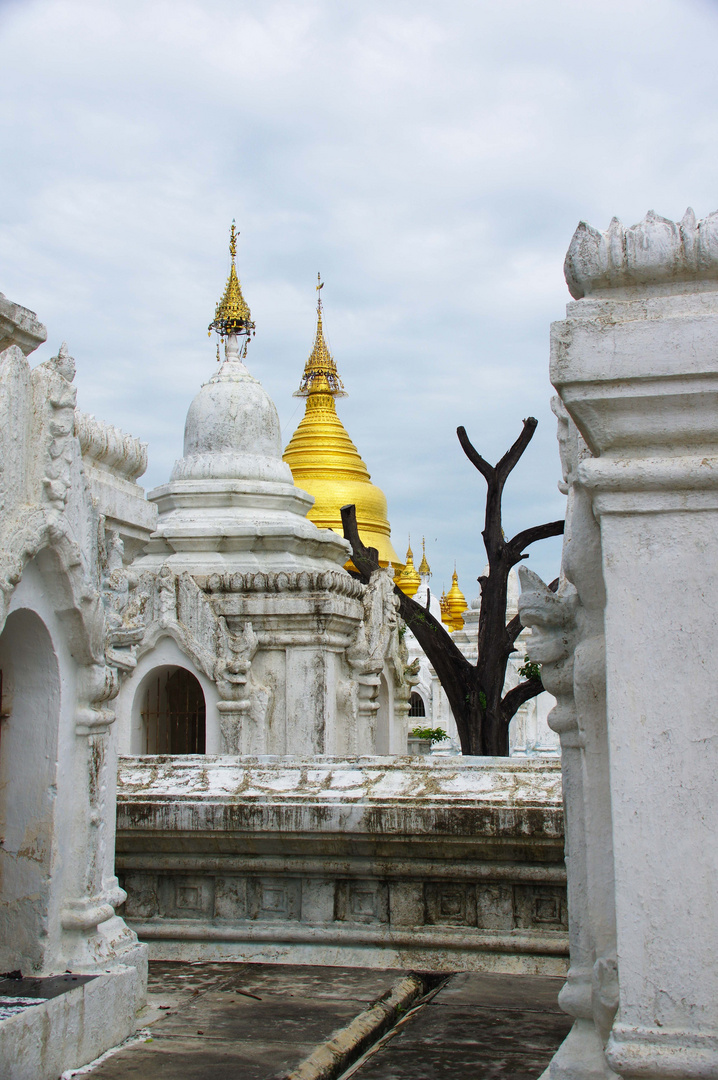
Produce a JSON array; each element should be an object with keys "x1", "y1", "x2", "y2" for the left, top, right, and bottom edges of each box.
[{"x1": 138, "y1": 281, "x2": 349, "y2": 575}]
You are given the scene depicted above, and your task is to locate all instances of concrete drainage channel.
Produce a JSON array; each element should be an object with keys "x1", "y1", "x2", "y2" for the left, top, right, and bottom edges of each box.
[{"x1": 283, "y1": 973, "x2": 448, "y2": 1080}]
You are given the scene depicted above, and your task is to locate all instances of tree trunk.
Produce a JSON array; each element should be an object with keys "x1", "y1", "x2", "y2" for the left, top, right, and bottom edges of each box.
[{"x1": 340, "y1": 415, "x2": 564, "y2": 756}]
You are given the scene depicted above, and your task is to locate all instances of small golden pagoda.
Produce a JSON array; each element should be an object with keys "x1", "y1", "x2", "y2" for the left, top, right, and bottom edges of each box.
[
  {"x1": 418, "y1": 537, "x2": 431, "y2": 578},
  {"x1": 439, "y1": 590, "x2": 451, "y2": 627},
  {"x1": 283, "y1": 276, "x2": 401, "y2": 570},
  {"x1": 396, "y1": 540, "x2": 421, "y2": 597},
  {"x1": 445, "y1": 567, "x2": 468, "y2": 631}
]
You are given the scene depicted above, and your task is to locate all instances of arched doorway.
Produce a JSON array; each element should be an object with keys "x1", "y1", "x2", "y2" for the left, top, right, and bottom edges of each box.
[
  {"x1": 409, "y1": 692, "x2": 426, "y2": 718},
  {"x1": 139, "y1": 666, "x2": 206, "y2": 754},
  {"x1": 0, "y1": 608, "x2": 60, "y2": 973}
]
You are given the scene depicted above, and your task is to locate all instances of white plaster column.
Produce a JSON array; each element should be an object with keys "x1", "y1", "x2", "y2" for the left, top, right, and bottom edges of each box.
[{"x1": 552, "y1": 209, "x2": 718, "y2": 1079}]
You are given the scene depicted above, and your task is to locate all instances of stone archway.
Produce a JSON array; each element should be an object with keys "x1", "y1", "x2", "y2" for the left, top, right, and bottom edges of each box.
[
  {"x1": 0, "y1": 608, "x2": 60, "y2": 973},
  {"x1": 136, "y1": 666, "x2": 206, "y2": 754}
]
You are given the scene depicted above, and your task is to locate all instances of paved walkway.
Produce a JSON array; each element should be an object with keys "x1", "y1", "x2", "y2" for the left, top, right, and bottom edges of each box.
[
  {"x1": 348, "y1": 971, "x2": 572, "y2": 1079},
  {"x1": 67, "y1": 962, "x2": 571, "y2": 1080}
]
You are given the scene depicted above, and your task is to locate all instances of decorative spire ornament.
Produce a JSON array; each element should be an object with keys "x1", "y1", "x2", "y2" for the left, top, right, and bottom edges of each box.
[
  {"x1": 294, "y1": 274, "x2": 346, "y2": 398},
  {"x1": 209, "y1": 221, "x2": 255, "y2": 356},
  {"x1": 418, "y1": 537, "x2": 431, "y2": 578}
]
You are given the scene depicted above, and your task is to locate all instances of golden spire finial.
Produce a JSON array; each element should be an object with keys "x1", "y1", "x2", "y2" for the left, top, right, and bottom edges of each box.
[
  {"x1": 294, "y1": 275, "x2": 347, "y2": 398},
  {"x1": 208, "y1": 220, "x2": 255, "y2": 345},
  {"x1": 418, "y1": 536, "x2": 431, "y2": 577}
]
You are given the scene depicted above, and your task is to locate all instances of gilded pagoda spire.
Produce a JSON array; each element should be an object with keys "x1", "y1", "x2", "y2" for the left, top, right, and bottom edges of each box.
[
  {"x1": 208, "y1": 221, "x2": 255, "y2": 350},
  {"x1": 283, "y1": 276, "x2": 401, "y2": 570},
  {"x1": 418, "y1": 537, "x2": 431, "y2": 578},
  {"x1": 295, "y1": 274, "x2": 346, "y2": 398}
]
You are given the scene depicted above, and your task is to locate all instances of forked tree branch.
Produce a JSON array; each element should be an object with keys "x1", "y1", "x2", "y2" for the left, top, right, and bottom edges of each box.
[
  {"x1": 496, "y1": 416, "x2": 538, "y2": 482},
  {"x1": 456, "y1": 426, "x2": 494, "y2": 483}
]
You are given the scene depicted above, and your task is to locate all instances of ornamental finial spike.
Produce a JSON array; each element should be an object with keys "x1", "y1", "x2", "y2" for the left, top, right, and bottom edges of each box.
[
  {"x1": 294, "y1": 274, "x2": 347, "y2": 399},
  {"x1": 208, "y1": 222, "x2": 255, "y2": 342},
  {"x1": 418, "y1": 536, "x2": 431, "y2": 577}
]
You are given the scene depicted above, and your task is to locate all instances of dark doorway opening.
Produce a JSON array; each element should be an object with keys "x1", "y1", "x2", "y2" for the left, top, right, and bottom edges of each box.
[
  {"x1": 409, "y1": 692, "x2": 426, "y2": 718},
  {"x1": 141, "y1": 667, "x2": 206, "y2": 754}
]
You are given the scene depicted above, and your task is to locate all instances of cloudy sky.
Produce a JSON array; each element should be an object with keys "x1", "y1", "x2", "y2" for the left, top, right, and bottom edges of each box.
[{"x1": 2, "y1": 0, "x2": 718, "y2": 594}]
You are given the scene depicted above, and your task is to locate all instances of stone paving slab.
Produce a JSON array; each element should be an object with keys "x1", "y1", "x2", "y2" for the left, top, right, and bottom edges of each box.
[
  {"x1": 351, "y1": 1047, "x2": 563, "y2": 1079},
  {"x1": 70, "y1": 963, "x2": 573, "y2": 1080},
  {"x1": 71, "y1": 962, "x2": 407, "y2": 1080},
  {"x1": 348, "y1": 972, "x2": 572, "y2": 1079},
  {"x1": 436, "y1": 970, "x2": 563, "y2": 1009},
  {"x1": 154, "y1": 991, "x2": 367, "y2": 1042},
  {"x1": 76, "y1": 1037, "x2": 320, "y2": 1080}
]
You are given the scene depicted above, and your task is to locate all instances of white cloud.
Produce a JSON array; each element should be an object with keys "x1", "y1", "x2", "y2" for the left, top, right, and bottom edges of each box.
[{"x1": 1, "y1": 0, "x2": 717, "y2": 589}]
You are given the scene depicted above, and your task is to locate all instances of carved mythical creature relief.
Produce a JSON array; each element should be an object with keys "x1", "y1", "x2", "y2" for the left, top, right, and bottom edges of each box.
[
  {"x1": 215, "y1": 616, "x2": 271, "y2": 755},
  {"x1": 348, "y1": 565, "x2": 400, "y2": 673},
  {"x1": 99, "y1": 527, "x2": 148, "y2": 674}
]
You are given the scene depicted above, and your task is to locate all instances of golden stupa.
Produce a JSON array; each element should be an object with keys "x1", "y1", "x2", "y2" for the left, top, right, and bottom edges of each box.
[
  {"x1": 445, "y1": 567, "x2": 468, "y2": 631},
  {"x1": 396, "y1": 540, "x2": 421, "y2": 597},
  {"x1": 283, "y1": 276, "x2": 401, "y2": 569}
]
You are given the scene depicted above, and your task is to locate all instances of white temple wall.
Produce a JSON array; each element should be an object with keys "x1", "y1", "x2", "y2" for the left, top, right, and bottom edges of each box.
[
  {"x1": 116, "y1": 755, "x2": 569, "y2": 975},
  {"x1": 519, "y1": 208, "x2": 718, "y2": 1080}
]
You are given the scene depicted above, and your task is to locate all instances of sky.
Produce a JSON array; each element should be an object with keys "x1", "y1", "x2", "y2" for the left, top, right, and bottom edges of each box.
[{"x1": 2, "y1": 0, "x2": 718, "y2": 596}]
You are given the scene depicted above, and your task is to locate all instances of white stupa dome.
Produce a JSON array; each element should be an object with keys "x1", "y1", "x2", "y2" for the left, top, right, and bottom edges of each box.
[{"x1": 171, "y1": 337, "x2": 293, "y2": 485}]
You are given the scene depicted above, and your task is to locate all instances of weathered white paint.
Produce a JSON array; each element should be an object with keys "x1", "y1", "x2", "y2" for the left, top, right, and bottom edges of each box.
[
  {"x1": 123, "y1": 337, "x2": 415, "y2": 759},
  {"x1": 116, "y1": 754, "x2": 568, "y2": 974},
  {"x1": 0, "y1": 603, "x2": 60, "y2": 974},
  {"x1": 116, "y1": 635, "x2": 220, "y2": 755},
  {"x1": 0, "y1": 969, "x2": 140, "y2": 1080},
  {"x1": 0, "y1": 301, "x2": 149, "y2": 1077},
  {"x1": 523, "y1": 208, "x2": 718, "y2": 1080}
]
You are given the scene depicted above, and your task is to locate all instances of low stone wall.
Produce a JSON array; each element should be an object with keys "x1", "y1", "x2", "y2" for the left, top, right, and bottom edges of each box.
[{"x1": 116, "y1": 755, "x2": 567, "y2": 974}]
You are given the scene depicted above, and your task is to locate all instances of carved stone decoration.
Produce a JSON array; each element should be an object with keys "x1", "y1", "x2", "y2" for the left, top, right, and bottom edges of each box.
[
  {"x1": 133, "y1": 567, "x2": 218, "y2": 681},
  {"x1": 203, "y1": 568, "x2": 364, "y2": 598},
  {"x1": 0, "y1": 300, "x2": 148, "y2": 1023},
  {"x1": 541, "y1": 210, "x2": 718, "y2": 1080},
  {"x1": 215, "y1": 617, "x2": 262, "y2": 755},
  {"x1": 344, "y1": 566, "x2": 415, "y2": 754},
  {"x1": 564, "y1": 207, "x2": 718, "y2": 299},
  {"x1": 519, "y1": 400, "x2": 618, "y2": 1080},
  {"x1": 76, "y1": 410, "x2": 148, "y2": 483}
]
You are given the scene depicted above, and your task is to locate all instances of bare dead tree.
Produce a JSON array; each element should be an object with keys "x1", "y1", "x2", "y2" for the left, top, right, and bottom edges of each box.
[{"x1": 341, "y1": 416, "x2": 563, "y2": 756}]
